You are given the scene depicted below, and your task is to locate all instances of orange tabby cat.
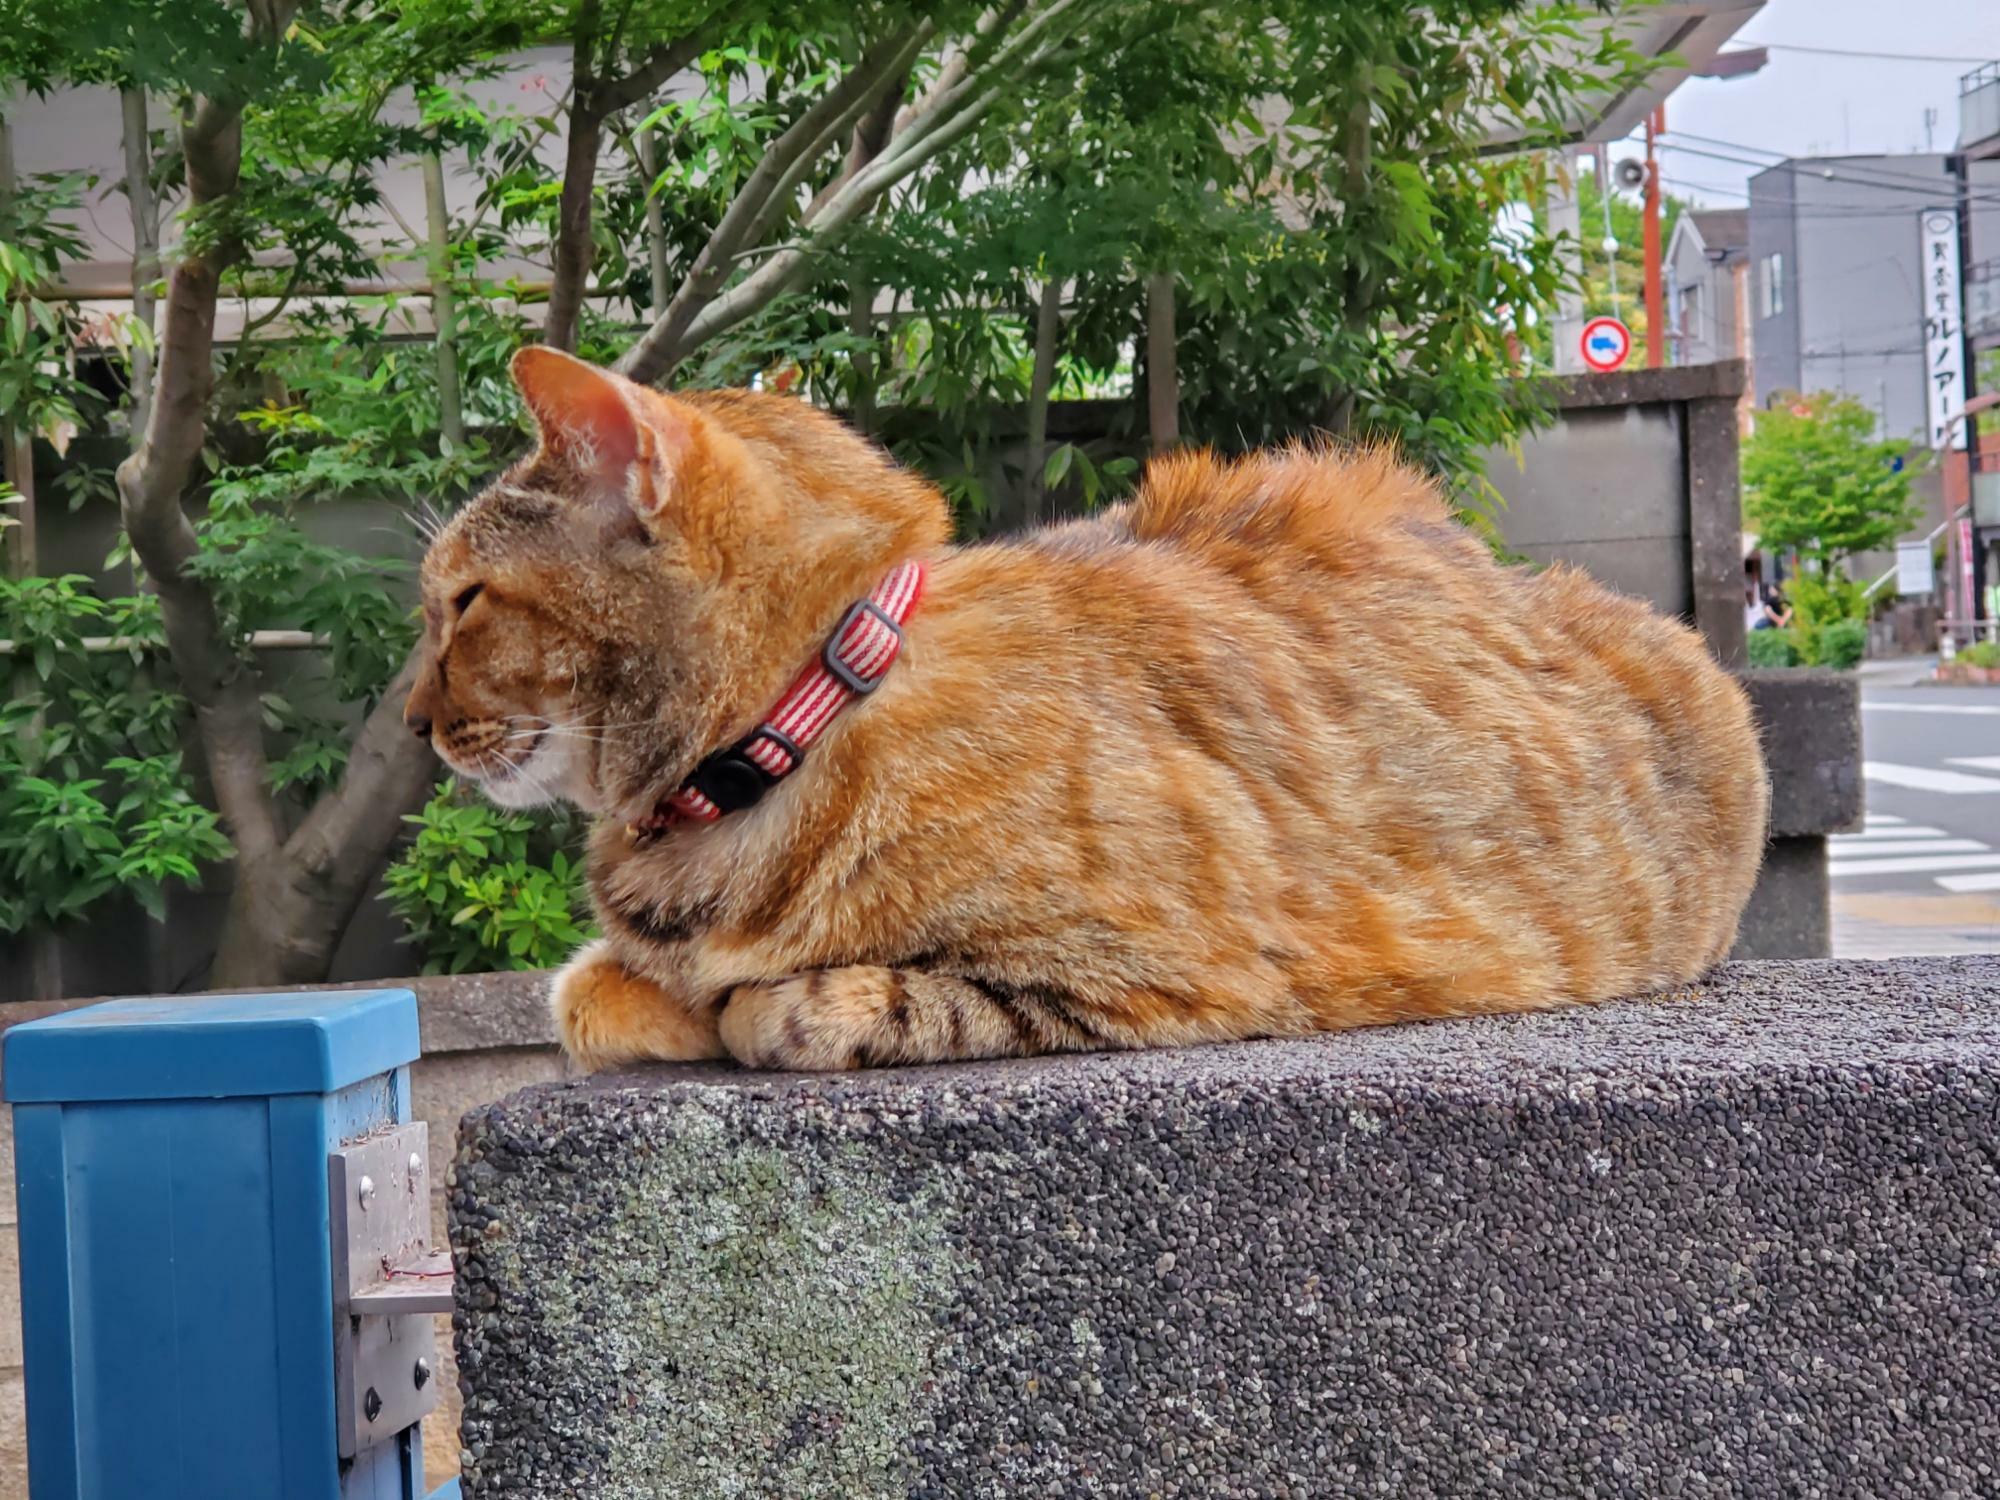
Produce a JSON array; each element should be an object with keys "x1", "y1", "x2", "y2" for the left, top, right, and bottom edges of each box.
[{"x1": 405, "y1": 348, "x2": 1769, "y2": 1072}]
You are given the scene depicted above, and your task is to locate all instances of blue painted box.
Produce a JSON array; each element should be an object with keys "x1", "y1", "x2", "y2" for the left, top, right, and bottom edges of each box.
[{"x1": 4, "y1": 989, "x2": 438, "y2": 1500}]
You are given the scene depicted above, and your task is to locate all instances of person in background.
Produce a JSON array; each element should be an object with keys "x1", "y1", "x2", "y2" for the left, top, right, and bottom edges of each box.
[{"x1": 1745, "y1": 558, "x2": 1791, "y2": 632}]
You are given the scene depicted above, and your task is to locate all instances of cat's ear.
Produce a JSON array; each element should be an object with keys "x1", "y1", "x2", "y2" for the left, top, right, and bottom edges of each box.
[{"x1": 509, "y1": 347, "x2": 687, "y2": 523}]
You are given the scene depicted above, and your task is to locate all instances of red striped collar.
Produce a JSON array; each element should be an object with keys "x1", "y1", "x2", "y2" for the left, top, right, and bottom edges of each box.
[{"x1": 628, "y1": 560, "x2": 927, "y2": 840}]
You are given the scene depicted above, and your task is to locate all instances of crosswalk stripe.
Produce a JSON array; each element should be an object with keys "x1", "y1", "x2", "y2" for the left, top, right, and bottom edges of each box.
[
  {"x1": 1830, "y1": 853, "x2": 2000, "y2": 877},
  {"x1": 1862, "y1": 761, "x2": 2000, "y2": 794},
  {"x1": 1833, "y1": 824, "x2": 1948, "y2": 842},
  {"x1": 1863, "y1": 814, "x2": 1908, "y2": 827},
  {"x1": 1823, "y1": 838, "x2": 1988, "y2": 856},
  {"x1": 1862, "y1": 703, "x2": 2000, "y2": 715},
  {"x1": 1948, "y1": 756, "x2": 2000, "y2": 771},
  {"x1": 1935, "y1": 871, "x2": 2000, "y2": 893}
]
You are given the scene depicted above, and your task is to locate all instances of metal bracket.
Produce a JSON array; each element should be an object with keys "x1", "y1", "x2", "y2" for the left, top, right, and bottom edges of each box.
[{"x1": 329, "y1": 1123, "x2": 450, "y2": 1459}]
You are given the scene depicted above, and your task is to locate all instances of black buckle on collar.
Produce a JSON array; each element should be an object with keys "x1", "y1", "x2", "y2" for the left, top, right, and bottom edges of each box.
[
  {"x1": 684, "y1": 725, "x2": 806, "y2": 815},
  {"x1": 823, "y1": 599, "x2": 902, "y2": 695}
]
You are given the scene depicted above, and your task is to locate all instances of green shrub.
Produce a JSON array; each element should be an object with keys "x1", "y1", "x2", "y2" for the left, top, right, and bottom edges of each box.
[
  {"x1": 380, "y1": 781, "x2": 594, "y2": 974},
  {"x1": 1812, "y1": 617, "x2": 1868, "y2": 671},
  {"x1": 1956, "y1": 640, "x2": 2000, "y2": 668},
  {"x1": 0, "y1": 575, "x2": 232, "y2": 931},
  {"x1": 1746, "y1": 628, "x2": 1802, "y2": 669}
]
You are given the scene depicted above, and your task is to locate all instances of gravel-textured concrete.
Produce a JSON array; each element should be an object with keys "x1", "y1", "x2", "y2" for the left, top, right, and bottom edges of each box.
[{"x1": 450, "y1": 958, "x2": 2000, "y2": 1498}]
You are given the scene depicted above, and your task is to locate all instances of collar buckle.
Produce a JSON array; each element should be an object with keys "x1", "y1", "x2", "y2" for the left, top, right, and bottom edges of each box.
[{"x1": 686, "y1": 724, "x2": 807, "y2": 816}]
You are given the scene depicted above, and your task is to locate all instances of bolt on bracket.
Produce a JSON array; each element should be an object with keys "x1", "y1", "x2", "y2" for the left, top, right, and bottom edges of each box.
[{"x1": 328, "y1": 1122, "x2": 450, "y2": 1458}]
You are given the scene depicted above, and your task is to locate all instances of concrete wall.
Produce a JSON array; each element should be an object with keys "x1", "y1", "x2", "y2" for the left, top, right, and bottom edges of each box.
[
  {"x1": 1482, "y1": 361, "x2": 1749, "y2": 669},
  {"x1": 1490, "y1": 399, "x2": 1690, "y2": 612},
  {"x1": 450, "y1": 957, "x2": 2000, "y2": 1498}
]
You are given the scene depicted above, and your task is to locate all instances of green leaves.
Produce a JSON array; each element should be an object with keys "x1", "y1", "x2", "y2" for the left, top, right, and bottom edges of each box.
[
  {"x1": 1745, "y1": 391, "x2": 1927, "y2": 566},
  {"x1": 379, "y1": 781, "x2": 596, "y2": 974},
  {"x1": 0, "y1": 572, "x2": 230, "y2": 933}
]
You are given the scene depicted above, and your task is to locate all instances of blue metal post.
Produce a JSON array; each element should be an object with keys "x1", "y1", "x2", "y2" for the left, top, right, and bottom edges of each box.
[{"x1": 4, "y1": 989, "x2": 449, "y2": 1500}]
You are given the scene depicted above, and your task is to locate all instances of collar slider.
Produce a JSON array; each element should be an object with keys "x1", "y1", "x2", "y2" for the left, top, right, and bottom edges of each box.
[{"x1": 823, "y1": 598, "x2": 904, "y2": 695}]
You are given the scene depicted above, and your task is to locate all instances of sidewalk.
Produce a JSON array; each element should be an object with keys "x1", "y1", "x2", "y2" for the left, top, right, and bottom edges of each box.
[
  {"x1": 1833, "y1": 891, "x2": 2000, "y2": 959},
  {"x1": 1852, "y1": 653, "x2": 1938, "y2": 687}
]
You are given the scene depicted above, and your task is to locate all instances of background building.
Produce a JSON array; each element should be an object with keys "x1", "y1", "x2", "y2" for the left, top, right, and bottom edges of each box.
[
  {"x1": 1747, "y1": 152, "x2": 2000, "y2": 444},
  {"x1": 1666, "y1": 208, "x2": 1751, "y2": 371}
]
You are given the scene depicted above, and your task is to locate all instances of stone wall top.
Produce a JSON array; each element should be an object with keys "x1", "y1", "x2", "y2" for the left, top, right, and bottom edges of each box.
[{"x1": 451, "y1": 958, "x2": 2000, "y2": 1499}]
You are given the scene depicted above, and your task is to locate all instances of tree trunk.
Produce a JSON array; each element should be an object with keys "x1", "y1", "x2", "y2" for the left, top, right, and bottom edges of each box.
[
  {"x1": 422, "y1": 146, "x2": 464, "y2": 447},
  {"x1": 1145, "y1": 270, "x2": 1178, "y2": 452},
  {"x1": 207, "y1": 655, "x2": 436, "y2": 984},
  {"x1": 114, "y1": 6, "x2": 440, "y2": 991},
  {"x1": 1023, "y1": 276, "x2": 1062, "y2": 526},
  {"x1": 121, "y1": 85, "x2": 160, "y2": 435}
]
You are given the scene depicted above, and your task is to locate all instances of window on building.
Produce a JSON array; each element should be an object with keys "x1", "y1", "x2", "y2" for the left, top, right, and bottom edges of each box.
[{"x1": 1759, "y1": 253, "x2": 1785, "y2": 319}]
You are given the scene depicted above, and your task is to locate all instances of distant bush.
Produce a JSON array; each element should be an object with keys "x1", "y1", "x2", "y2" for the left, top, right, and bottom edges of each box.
[
  {"x1": 1813, "y1": 618, "x2": 1867, "y2": 671},
  {"x1": 1956, "y1": 640, "x2": 2000, "y2": 668},
  {"x1": 1746, "y1": 628, "x2": 1803, "y2": 669}
]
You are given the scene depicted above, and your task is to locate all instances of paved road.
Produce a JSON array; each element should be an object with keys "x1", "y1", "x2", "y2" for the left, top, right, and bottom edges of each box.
[{"x1": 1830, "y1": 657, "x2": 2000, "y2": 957}]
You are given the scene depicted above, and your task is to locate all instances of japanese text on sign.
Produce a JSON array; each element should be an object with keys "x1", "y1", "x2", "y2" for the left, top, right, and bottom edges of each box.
[{"x1": 1920, "y1": 207, "x2": 1966, "y2": 451}]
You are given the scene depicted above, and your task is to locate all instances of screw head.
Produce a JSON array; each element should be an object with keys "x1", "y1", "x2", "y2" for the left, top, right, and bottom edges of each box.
[
  {"x1": 414, "y1": 1357, "x2": 432, "y2": 1390},
  {"x1": 363, "y1": 1387, "x2": 383, "y2": 1422},
  {"x1": 358, "y1": 1175, "x2": 375, "y2": 1210}
]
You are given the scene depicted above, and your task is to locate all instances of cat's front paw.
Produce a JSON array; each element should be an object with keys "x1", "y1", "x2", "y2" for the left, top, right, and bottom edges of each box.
[
  {"x1": 721, "y1": 971, "x2": 886, "y2": 1071},
  {"x1": 550, "y1": 940, "x2": 724, "y2": 1071}
]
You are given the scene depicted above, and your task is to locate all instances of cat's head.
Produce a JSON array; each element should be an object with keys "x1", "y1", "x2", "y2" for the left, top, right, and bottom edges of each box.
[{"x1": 404, "y1": 348, "x2": 948, "y2": 817}]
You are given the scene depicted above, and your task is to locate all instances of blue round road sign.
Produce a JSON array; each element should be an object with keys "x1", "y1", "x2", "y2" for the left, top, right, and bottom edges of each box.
[{"x1": 1580, "y1": 315, "x2": 1632, "y2": 373}]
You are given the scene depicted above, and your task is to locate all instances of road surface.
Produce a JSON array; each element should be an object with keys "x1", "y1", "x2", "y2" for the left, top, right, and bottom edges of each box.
[{"x1": 1830, "y1": 657, "x2": 2000, "y2": 958}]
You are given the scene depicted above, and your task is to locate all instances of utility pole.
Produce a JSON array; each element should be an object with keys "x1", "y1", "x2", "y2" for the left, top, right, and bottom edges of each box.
[
  {"x1": 1644, "y1": 105, "x2": 1665, "y2": 368},
  {"x1": 1546, "y1": 147, "x2": 1584, "y2": 374},
  {"x1": 1950, "y1": 149, "x2": 1984, "y2": 629}
]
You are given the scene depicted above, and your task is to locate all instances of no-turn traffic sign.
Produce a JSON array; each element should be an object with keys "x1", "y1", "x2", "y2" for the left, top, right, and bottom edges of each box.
[{"x1": 1580, "y1": 315, "x2": 1632, "y2": 373}]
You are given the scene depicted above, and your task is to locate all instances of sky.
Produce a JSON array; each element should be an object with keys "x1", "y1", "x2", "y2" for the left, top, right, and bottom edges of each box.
[{"x1": 1616, "y1": 0, "x2": 2000, "y2": 208}]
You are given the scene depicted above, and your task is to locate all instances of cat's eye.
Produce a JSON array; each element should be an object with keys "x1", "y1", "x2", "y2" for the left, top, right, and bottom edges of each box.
[{"x1": 452, "y1": 582, "x2": 485, "y2": 616}]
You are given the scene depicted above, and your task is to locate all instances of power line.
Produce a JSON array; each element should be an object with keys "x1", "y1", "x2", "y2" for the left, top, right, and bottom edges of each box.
[
  {"x1": 1660, "y1": 176, "x2": 1993, "y2": 220},
  {"x1": 1657, "y1": 138, "x2": 2000, "y2": 208},
  {"x1": 1756, "y1": 41, "x2": 1992, "y2": 66}
]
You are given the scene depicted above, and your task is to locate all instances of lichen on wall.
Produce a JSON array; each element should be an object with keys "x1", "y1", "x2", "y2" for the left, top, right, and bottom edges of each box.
[{"x1": 468, "y1": 1095, "x2": 960, "y2": 1500}]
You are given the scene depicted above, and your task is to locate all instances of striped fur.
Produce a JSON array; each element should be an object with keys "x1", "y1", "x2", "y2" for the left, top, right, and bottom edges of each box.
[{"x1": 407, "y1": 350, "x2": 1770, "y2": 1072}]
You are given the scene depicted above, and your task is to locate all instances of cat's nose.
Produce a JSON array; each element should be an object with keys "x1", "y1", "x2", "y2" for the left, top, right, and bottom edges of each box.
[{"x1": 405, "y1": 663, "x2": 441, "y2": 740}]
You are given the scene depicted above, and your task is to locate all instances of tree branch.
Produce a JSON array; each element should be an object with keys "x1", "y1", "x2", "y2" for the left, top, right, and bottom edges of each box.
[
  {"x1": 617, "y1": 0, "x2": 1103, "y2": 382},
  {"x1": 596, "y1": 28, "x2": 711, "y2": 117},
  {"x1": 800, "y1": 60, "x2": 909, "y2": 224},
  {"x1": 666, "y1": 52, "x2": 1039, "y2": 359},
  {"x1": 743, "y1": 30, "x2": 926, "y2": 253},
  {"x1": 282, "y1": 655, "x2": 437, "y2": 894},
  {"x1": 616, "y1": 19, "x2": 932, "y2": 384},
  {"x1": 120, "y1": 85, "x2": 160, "y2": 433},
  {"x1": 893, "y1": 0, "x2": 1026, "y2": 136},
  {"x1": 542, "y1": 0, "x2": 604, "y2": 352}
]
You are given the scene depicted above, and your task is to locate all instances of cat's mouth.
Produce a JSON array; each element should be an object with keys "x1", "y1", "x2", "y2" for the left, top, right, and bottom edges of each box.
[{"x1": 438, "y1": 718, "x2": 557, "y2": 806}]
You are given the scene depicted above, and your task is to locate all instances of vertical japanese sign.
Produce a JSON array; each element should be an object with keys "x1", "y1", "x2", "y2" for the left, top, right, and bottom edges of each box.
[{"x1": 1920, "y1": 206, "x2": 1967, "y2": 450}]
